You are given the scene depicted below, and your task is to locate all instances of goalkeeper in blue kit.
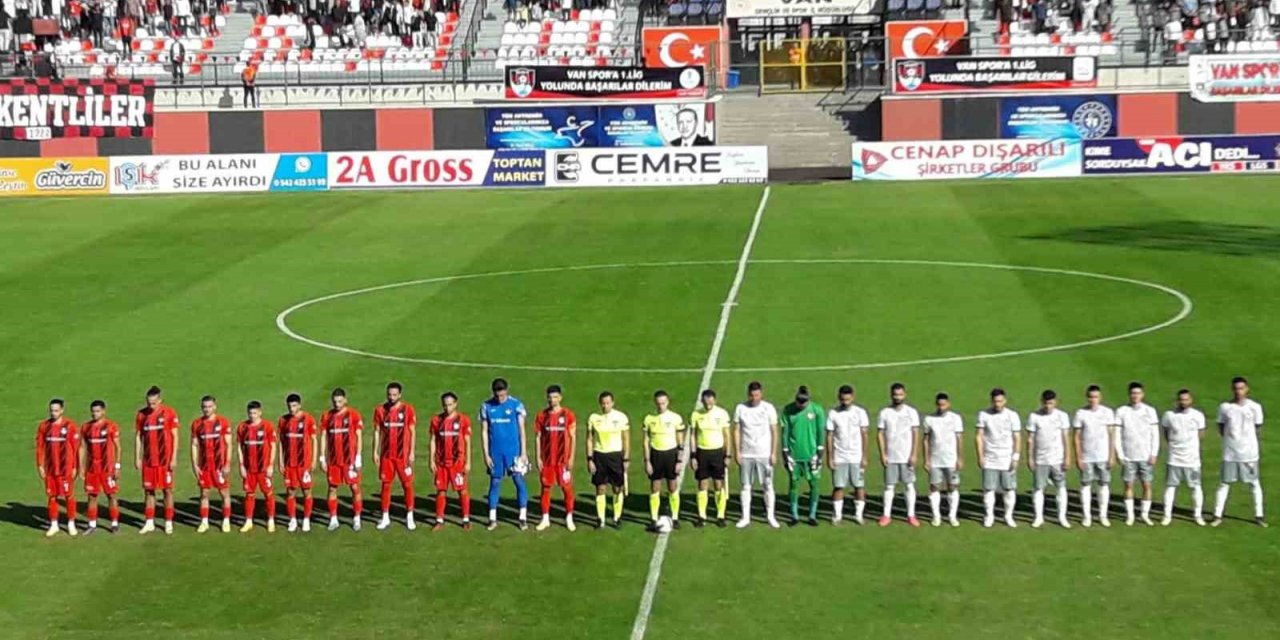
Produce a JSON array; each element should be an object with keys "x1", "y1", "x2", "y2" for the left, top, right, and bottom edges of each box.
[{"x1": 781, "y1": 386, "x2": 825, "y2": 526}]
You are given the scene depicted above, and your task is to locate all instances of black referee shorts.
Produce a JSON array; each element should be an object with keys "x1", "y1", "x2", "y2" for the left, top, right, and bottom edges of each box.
[
  {"x1": 694, "y1": 448, "x2": 726, "y2": 482},
  {"x1": 649, "y1": 448, "x2": 679, "y2": 481},
  {"x1": 592, "y1": 451, "x2": 625, "y2": 488}
]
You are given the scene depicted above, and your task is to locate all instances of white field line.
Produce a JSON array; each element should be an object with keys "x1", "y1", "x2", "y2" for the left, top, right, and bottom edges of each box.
[{"x1": 628, "y1": 185, "x2": 772, "y2": 640}]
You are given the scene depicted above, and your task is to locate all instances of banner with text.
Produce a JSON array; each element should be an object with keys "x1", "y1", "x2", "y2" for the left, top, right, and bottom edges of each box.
[
  {"x1": 726, "y1": 0, "x2": 877, "y2": 18},
  {"x1": 485, "y1": 103, "x2": 716, "y2": 149},
  {"x1": 0, "y1": 78, "x2": 154, "y2": 140},
  {"x1": 328, "y1": 150, "x2": 546, "y2": 189},
  {"x1": 999, "y1": 95, "x2": 1116, "y2": 139},
  {"x1": 893, "y1": 56, "x2": 1096, "y2": 94},
  {"x1": 1189, "y1": 54, "x2": 1280, "y2": 102},
  {"x1": 545, "y1": 146, "x2": 767, "y2": 187},
  {"x1": 109, "y1": 153, "x2": 328, "y2": 194},
  {"x1": 0, "y1": 157, "x2": 110, "y2": 197},
  {"x1": 1082, "y1": 135, "x2": 1280, "y2": 175},
  {"x1": 851, "y1": 139, "x2": 1082, "y2": 180},
  {"x1": 505, "y1": 66, "x2": 706, "y2": 100}
]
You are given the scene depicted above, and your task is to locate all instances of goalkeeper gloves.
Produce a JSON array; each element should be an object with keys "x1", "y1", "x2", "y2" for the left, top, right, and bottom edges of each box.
[
  {"x1": 809, "y1": 453, "x2": 822, "y2": 472},
  {"x1": 783, "y1": 450, "x2": 795, "y2": 472}
]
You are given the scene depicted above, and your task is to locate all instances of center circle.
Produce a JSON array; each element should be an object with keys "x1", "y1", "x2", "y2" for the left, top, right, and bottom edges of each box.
[{"x1": 275, "y1": 260, "x2": 1193, "y2": 373}]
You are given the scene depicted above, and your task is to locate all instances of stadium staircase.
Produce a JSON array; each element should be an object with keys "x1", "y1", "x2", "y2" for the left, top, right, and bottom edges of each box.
[
  {"x1": 716, "y1": 92, "x2": 856, "y2": 171},
  {"x1": 216, "y1": 12, "x2": 258, "y2": 56}
]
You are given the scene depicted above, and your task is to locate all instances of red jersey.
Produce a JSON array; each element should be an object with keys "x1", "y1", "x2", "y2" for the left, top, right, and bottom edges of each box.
[
  {"x1": 191, "y1": 415, "x2": 231, "y2": 471},
  {"x1": 237, "y1": 419, "x2": 276, "y2": 474},
  {"x1": 135, "y1": 405, "x2": 180, "y2": 468},
  {"x1": 278, "y1": 411, "x2": 317, "y2": 469},
  {"x1": 80, "y1": 419, "x2": 119, "y2": 474},
  {"x1": 431, "y1": 412, "x2": 470, "y2": 466},
  {"x1": 36, "y1": 417, "x2": 80, "y2": 476},
  {"x1": 374, "y1": 402, "x2": 416, "y2": 461},
  {"x1": 321, "y1": 407, "x2": 363, "y2": 468},
  {"x1": 535, "y1": 407, "x2": 576, "y2": 467}
]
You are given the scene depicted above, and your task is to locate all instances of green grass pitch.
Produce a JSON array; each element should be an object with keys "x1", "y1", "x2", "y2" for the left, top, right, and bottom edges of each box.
[{"x1": 2, "y1": 178, "x2": 1279, "y2": 638}]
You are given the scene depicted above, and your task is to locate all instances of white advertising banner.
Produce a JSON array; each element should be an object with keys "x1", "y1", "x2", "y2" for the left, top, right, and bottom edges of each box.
[
  {"x1": 727, "y1": 0, "x2": 876, "y2": 18},
  {"x1": 109, "y1": 153, "x2": 329, "y2": 194},
  {"x1": 544, "y1": 146, "x2": 769, "y2": 187},
  {"x1": 1189, "y1": 54, "x2": 1280, "y2": 102},
  {"x1": 327, "y1": 150, "x2": 548, "y2": 189},
  {"x1": 851, "y1": 139, "x2": 1082, "y2": 180}
]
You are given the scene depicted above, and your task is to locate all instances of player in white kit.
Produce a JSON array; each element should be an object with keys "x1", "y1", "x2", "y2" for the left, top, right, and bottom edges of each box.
[
  {"x1": 1161, "y1": 388, "x2": 1206, "y2": 526},
  {"x1": 877, "y1": 383, "x2": 921, "y2": 527},
  {"x1": 1073, "y1": 385, "x2": 1117, "y2": 527},
  {"x1": 734, "y1": 381, "x2": 780, "y2": 529},
  {"x1": 922, "y1": 392, "x2": 963, "y2": 527},
  {"x1": 826, "y1": 384, "x2": 870, "y2": 525},
  {"x1": 977, "y1": 388, "x2": 1021, "y2": 528},
  {"x1": 1116, "y1": 382, "x2": 1160, "y2": 526},
  {"x1": 1026, "y1": 389, "x2": 1072, "y2": 529},
  {"x1": 1212, "y1": 376, "x2": 1266, "y2": 528}
]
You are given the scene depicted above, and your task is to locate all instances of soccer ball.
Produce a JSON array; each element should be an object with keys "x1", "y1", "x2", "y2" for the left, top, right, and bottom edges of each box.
[{"x1": 655, "y1": 515, "x2": 673, "y2": 534}]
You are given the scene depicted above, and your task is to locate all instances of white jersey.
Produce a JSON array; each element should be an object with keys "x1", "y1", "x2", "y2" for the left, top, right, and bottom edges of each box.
[
  {"x1": 734, "y1": 401, "x2": 778, "y2": 460},
  {"x1": 977, "y1": 408, "x2": 1021, "y2": 470},
  {"x1": 1115, "y1": 402, "x2": 1160, "y2": 462},
  {"x1": 1027, "y1": 408, "x2": 1071, "y2": 466},
  {"x1": 1072, "y1": 405, "x2": 1116, "y2": 464},
  {"x1": 876, "y1": 404, "x2": 920, "y2": 465},
  {"x1": 922, "y1": 411, "x2": 963, "y2": 469},
  {"x1": 826, "y1": 404, "x2": 870, "y2": 465},
  {"x1": 1162, "y1": 408, "x2": 1205, "y2": 468},
  {"x1": 1217, "y1": 399, "x2": 1264, "y2": 463}
]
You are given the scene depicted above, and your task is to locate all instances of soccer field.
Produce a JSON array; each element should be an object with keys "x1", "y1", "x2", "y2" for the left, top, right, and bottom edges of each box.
[{"x1": 4, "y1": 178, "x2": 1280, "y2": 639}]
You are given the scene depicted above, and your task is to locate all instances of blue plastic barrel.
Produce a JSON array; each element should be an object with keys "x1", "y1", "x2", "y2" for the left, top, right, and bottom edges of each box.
[{"x1": 727, "y1": 69, "x2": 740, "y2": 89}]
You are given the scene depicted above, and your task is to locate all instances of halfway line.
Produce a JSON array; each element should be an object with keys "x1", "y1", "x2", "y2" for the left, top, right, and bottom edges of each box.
[{"x1": 628, "y1": 185, "x2": 772, "y2": 640}]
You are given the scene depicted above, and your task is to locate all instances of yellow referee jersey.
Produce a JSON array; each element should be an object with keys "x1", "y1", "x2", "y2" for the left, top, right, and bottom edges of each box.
[
  {"x1": 643, "y1": 410, "x2": 686, "y2": 452},
  {"x1": 691, "y1": 405, "x2": 731, "y2": 450},
  {"x1": 588, "y1": 410, "x2": 630, "y2": 454}
]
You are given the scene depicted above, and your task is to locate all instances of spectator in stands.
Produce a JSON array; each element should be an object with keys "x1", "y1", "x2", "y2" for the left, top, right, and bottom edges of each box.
[
  {"x1": 559, "y1": 0, "x2": 570, "y2": 20},
  {"x1": 103, "y1": 0, "x2": 116, "y2": 35},
  {"x1": 1081, "y1": 0, "x2": 1099, "y2": 30},
  {"x1": 354, "y1": 10, "x2": 366, "y2": 44},
  {"x1": 1249, "y1": 0, "x2": 1269, "y2": 38},
  {"x1": 168, "y1": 36, "x2": 184, "y2": 83},
  {"x1": 241, "y1": 61, "x2": 258, "y2": 107},
  {"x1": 0, "y1": 5, "x2": 11, "y2": 55},
  {"x1": 1097, "y1": 0, "x2": 1113, "y2": 30},
  {"x1": 996, "y1": 0, "x2": 1014, "y2": 33},
  {"x1": 1230, "y1": 0, "x2": 1247, "y2": 41},
  {"x1": 118, "y1": 12, "x2": 135, "y2": 53},
  {"x1": 423, "y1": 5, "x2": 436, "y2": 47},
  {"x1": 1272, "y1": 0, "x2": 1280, "y2": 27},
  {"x1": 1031, "y1": 0, "x2": 1048, "y2": 33},
  {"x1": 126, "y1": 0, "x2": 142, "y2": 21},
  {"x1": 88, "y1": 0, "x2": 104, "y2": 47},
  {"x1": 1216, "y1": 1, "x2": 1231, "y2": 46}
]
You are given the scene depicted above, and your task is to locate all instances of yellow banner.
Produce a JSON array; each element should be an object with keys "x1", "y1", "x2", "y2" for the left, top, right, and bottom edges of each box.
[{"x1": 0, "y1": 157, "x2": 110, "y2": 197}]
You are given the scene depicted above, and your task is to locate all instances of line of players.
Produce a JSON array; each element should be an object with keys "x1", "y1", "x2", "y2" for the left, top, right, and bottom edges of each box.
[{"x1": 34, "y1": 375, "x2": 1265, "y2": 537}]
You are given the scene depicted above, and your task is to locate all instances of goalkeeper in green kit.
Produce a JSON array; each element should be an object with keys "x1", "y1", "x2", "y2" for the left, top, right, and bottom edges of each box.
[{"x1": 782, "y1": 386, "x2": 826, "y2": 526}]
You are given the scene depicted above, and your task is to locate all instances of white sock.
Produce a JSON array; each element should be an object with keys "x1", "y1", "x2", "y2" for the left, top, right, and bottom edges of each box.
[
  {"x1": 1193, "y1": 485, "x2": 1204, "y2": 517},
  {"x1": 1141, "y1": 499, "x2": 1152, "y2": 519},
  {"x1": 1125, "y1": 498, "x2": 1135, "y2": 520},
  {"x1": 1033, "y1": 490, "x2": 1045, "y2": 520},
  {"x1": 905, "y1": 484, "x2": 917, "y2": 518},
  {"x1": 1003, "y1": 491, "x2": 1016, "y2": 520},
  {"x1": 1099, "y1": 487, "x2": 1110, "y2": 519},
  {"x1": 88, "y1": 520, "x2": 97, "y2": 529},
  {"x1": 201, "y1": 517, "x2": 208, "y2": 525},
  {"x1": 146, "y1": 518, "x2": 154, "y2": 526},
  {"x1": 983, "y1": 491, "x2": 995, "y2": 519},
  {"x1": 740, "y1": 488, "x2": 752, "y2": 519},
  {"x1": 1214, "y1": 484, "x2": 1230, "y2": 518},
  {"x1": 929, "y1": 491, "x2": 941, "y2": 520},
  {"x1": 948, "y1": 490, "x2": 959, "y2": 520},
  {"x1": 854, "y1": 499, "x2": 865, "y2": 519},
  {"x1": 764, "y1": 487, "x2": 776, "y2": 520},
  {"x1": 519, "y1": 507, "x2": 527, "y2": 521},
  {"x1": 833, "y1": 499, "x2": 844, "y2": 520},
  {"x1": 882, "y1": 489, "x2": 895, "y2": 517},
  {"x1": 1164, "y1": 486, "x2": 1176, "y2": 519},
  {"x1": 1056, "y1": 485, "x2": 1068, "y2": 520},
  {"x1": 489, "y1": 508, "x2": 497, "y2": 522},
  {"x1": 1081, "y1": 485, "x2": 1092, "y2": 519},
  {"x1": 1252, "y1": 481, "x2": 1265, "y2": 518}
]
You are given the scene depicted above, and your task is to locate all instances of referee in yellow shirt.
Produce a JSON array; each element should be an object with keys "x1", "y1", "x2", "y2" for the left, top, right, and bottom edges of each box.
[
  {"x1": 587, "y1": 391, "x2": 630, "y2": 529},
  {"x1": 643, "y1": 390, "x2": 687, "y2": 530},
  {"x1": 691, "y1": 389, "x2": 733, "y2": 527}
]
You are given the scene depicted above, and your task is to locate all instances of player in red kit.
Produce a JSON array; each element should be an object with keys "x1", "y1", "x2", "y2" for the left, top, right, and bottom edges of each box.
[
  {"x1": 535, "y1": 385, "x2": 577, "y2": 531},
  {"x1": 190, "y1": 395, "x2": 232, "y2": 534},
  {"x1": 373, "y1": 381, "x2": 417, "y2": 531},
  {"x1": 278, "y1": 393, "x2": 318, "y2": 533},
  {"x1": 430, "y1": 391, "x2": 472, "y2": 531},
  {"x1": 320, "y1": 388, "x2": 364, "y2": 531},
  {"x1": 80, "y1": 399, "x2": 121, "y2": 535},
  {"x1": 36, "y1": 398, "x2": 80, "y2": 537},
  {"x1": 135, "y1": 386, "x2": 179, "y2": 535},
  {"x1": 237, "y1": 401, "x2": 277, "y2": 533}
]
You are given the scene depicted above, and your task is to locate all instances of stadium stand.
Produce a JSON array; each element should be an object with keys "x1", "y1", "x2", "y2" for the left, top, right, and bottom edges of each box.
[{"x1": 470, "y1": 1, "x2": 639, "y2": 69}]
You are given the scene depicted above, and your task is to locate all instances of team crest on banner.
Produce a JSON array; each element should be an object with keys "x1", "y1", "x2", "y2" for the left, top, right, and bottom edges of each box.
[
  {"x1": 897, "y1": 60, "x2": 924, "y2": 92},
  {"x1": 509, "y1": 68, "x2": 535, "y2": 98}
]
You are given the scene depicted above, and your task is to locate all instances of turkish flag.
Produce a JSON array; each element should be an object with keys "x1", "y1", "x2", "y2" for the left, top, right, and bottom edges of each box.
[
  {"x1": 886, "y1": 20, "x2": 969, "y2": 60},
  {"x1": 642, "y1": 26, "x2": 722, "y2": 69}
]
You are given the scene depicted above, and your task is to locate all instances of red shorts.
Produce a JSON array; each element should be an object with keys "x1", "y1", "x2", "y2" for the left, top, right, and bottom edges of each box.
[
  {"x1": 84, "y1": 471, "x2": 119, "y2": 496},
  {"x1": 541, "y1": 463, "x2": 573, "y2": 489},
  {"x1": 142, "y1": 466, "x2": 173, "y2": 492},
  {"x1": 434, "y1": 464, "x2": 467, "y2": 492},
  {"x1": 284, "y1": 467, "x2": 314, "y2": 490},
  {"x1": 327, "y1": 464, "x2": 361, "y2": 487},
  {"x1": 197, "y1": 467, "x2": 229, "y2": 491},
  {"x1": 379, "y1": 458, "x2": 414, "y2": 485},
  {"x1": 242, "y1": 472, "x2": 273, "y2": 494},
  {"x1": 44, "y1": 475, "x2": 74, "y2": 498}
]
